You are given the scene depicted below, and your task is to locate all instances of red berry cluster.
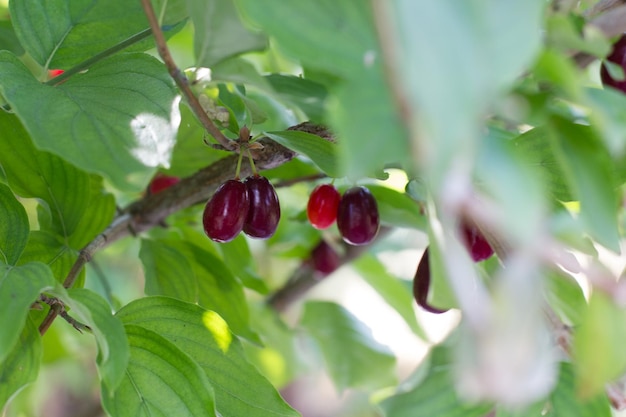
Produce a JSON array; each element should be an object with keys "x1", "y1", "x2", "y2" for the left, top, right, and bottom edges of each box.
[
  {"x1": 412, "y1": 221, "x2": 494, "y2": 314},
  {"x1": 306, "y1": 184, "x2": 380, "y2": 246},
  {"x1": 203, "y1": 175, "x2": 280, "y2": 243}
]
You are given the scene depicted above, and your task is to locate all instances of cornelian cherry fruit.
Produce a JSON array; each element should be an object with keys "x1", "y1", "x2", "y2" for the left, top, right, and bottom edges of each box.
[
  {"x1": 460, "y1": 222, "x2": 494, "y2": 262},
  {"x1": 601, "y1": 34, "x2": 626, "y2": 94},
  {"x1": 243, "y1": 175, "x2": 280, "y2": 239},
  {"x1": 337, "y1": 186, "x2": 379, "y2": 246},
  {"x1": 307, "y1": 184, "x2": 341, "y2": 229},
  {"x1": 148, "y1": 174, "x2": 180, "y2": 194},
  {"x1": 413, "y1": 248, "x2": 449, "y2": 314},
  {"x1": 310, "y1": 240, "x2": 340, "y2": 275},
  {"x1": 203, "y1": 179, "x2": 250, "y2": 243}
]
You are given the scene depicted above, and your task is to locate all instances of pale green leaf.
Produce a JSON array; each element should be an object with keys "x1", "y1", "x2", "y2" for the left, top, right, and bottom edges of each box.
[
  {"x1": 573, "y1": 292, "x2": 626, "y2": 398},
  {"x1": 0, "y1": 317, "x2": 41, "y2": 411},
  {"x1": 265, "y1": 130, "x2": 341, "y2": 178},
  {"x1": 0, "y1": 183, "x2": 29, "y2": 265},
  {"x1": 0, "y1": 51, "x2": 180, "y2": 191},
  {"x1": 300, "y1": 301, "x2": 396, "y2": 391},
  {"x1": 353, "y1": 254, "x2": 426, "y2": 340},
  {"x1": 139, "y1": 238, "x2": 198, "y2": 303},
  {"x1": 544, "y1": 271, "x2": 587, "y2": 327},
  {"x1": 0, "y1": 262, "x2": 55, "y2": 363},
  {"x1": 189, "y1": 0, "x2": 266, "y2": 66},
  {"x1": 117, "y1": 297, "x2": 299, "y2": 417},
  {"x1": 366, "y1": 184, "x2": 426, "y2": 230},
  {"x1": 101, "y1": 324, "x2": 217, "y2": 417},
  {"x1": 548, "y1": 118, "x2": 620, "y2": 252},
  {"x1": 547, "y1": 362, "x2": 612, "y2": 417}
]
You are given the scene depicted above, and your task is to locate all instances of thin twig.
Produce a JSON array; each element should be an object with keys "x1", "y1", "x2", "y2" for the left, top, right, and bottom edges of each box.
[
  {"x1": 38, "y1": 295, "x2": 92, "y2": 334},
  {"x1": 139, "y1": 0, "x2": 235, "y2": 151}
]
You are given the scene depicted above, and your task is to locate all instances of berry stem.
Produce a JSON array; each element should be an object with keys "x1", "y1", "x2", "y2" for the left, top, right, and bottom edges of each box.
[
  {"x1": 235, "y1": 148, "x2": 245, "y2": 180},
  {"x1": 247, "y1": 147, "x2": 259, "y2": 177}
]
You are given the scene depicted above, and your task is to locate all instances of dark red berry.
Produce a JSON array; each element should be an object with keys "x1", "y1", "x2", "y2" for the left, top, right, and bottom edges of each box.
[
  {"x1": 203, "y1": 179, "x2": 250, "y2": 243},
  {"x1": 336, "y1": 186, "x2": 379, "y2": 246},
  {"x1": 310, "y1": 240, "x2": 341, "y2": 275},
  {"x1": 413, "y1": 248, "x2": 449, "y2": 314},
  {"x1": 148, "y1": 174, "x2": 180, "y2": 194},
  {"x1": 460, "y1": 222, "x2": 494, "y2": 262},
  {"x1": 243, "y1": 175, "x2": 280, "y2": 239},
  {"x1": 601, "y1": 34, "x2": 626, "y2": 93},
  {"x1": 307, "y1": 184, "x2": 341, "y2": 229}
]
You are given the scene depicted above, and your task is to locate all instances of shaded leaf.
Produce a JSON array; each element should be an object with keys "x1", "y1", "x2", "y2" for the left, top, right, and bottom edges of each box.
[
  {"x1": 367, "y1": 184, "x2": 426, "y2": 230},
  {"x1": 0, "y1": 262, "x2": 55, "y2": 363},
  {"x1": 117, "y1": 296, "x2": 299, "y2": 417},
  {"x1": 300, "y1": 301, "x2": 396, "y2": 391},
  {"x1": 265, "y1": 74, "x2": 327, "y2": 122},
  {"x1": 218, "y1": 235, "x2": 268, "y2": 294},
  {"x1": 0, "y1": 183, "x2": 29, "y2": 265},
  {"x1": 18, "y1": 231, "x2": 80, "y2": 286},
  {"x1": 0, "y1": 51, "x2": 180, "y2": 191},
  {"x1": 0, "y1": 20, "x2": 24, "y2": 56},
  {"x1": 0, "y1": 317, "x2": 41, "y2": 411},
  {"x1": 101, "y1": 324, "x2": 217, "y2": 417}
]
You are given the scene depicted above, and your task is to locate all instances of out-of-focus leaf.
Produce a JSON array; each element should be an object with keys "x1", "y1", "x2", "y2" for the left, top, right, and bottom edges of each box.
[
  {"x1": 116, "y1": 297, "x2": 299, "y2": 417},
  {"x1": 366, "y1": 184, "x2": 426, "y2": 230},
  {"x1": 0, "y1": 317, "x2": 41, "y2": 411},
  {"x1": 265, "y1": 74, "x2": 327, "y2": 122},
  {"x1": 573, "y1": 291, "x2": 626, "y2": 398},
  {"x1": 300, "y1": 301, "x2": 396, "y2": 391},
  {"x1": 218, "y1": 235, "x2": 268, "y2": 294},
  {"x1": 101, "y1": 324, "x2": 217, "y2": 417},
  {"x1": 0, "y1": 51, "x2": 180, "y2": 191},
  {"x1": 0, "y1": 262, "x2": 55, "y2": 363},
  {"x1": 545, "y1": 271, "x2": 587, "y2": 327},
  {"x1": 0, "y1": 20, "x2": 24, "y2": 56},
  {"x1": 0, "y1": 183, "x2": 29, "y2": 265},
  {"x1": 189, "y1": 0, "x2": 266, "y2": 67}
]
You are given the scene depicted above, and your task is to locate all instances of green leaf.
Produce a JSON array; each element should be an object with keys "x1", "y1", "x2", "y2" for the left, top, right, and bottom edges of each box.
[
  {"x1": 545, "y1": 271, "x2": 587, "y2": 327},
  {"x1": 0, "y1": 183, "x2": 29, "y2": 265},
  {"x1": 139, "y1": 238, "x2": 198, "y2": 303},
  {"x1": 0, "y1": 262, "x2": 55, "y2": 363},
  {"x1": 0, "y1": 20, "x2": 24, "y2": 56},
  {"x1": 366, "y1": 184, "x2": 426, "y2": 230},
  {"x1": 18, "y1": 231, "x2": 80, "y2": 286},
  {"x1": 548, "y1": 118, "x2": 620, "y2": 252},
  {"x1": 549, "y1": 362, "x2": 611, "y2": 417},
  {"x1": 101, "y1": 324, "x2": 217, "y2": 417},
  {"x1": 63, "y1": 288, "x2": 129, "y2": 392},
  {"x1": 264, "y1": 130, "x2": 341, "y2": 177},
  {"x1": 67, "y1": 180, "x2": 116, "y2": 249},
  {"x1": 0, "y1": 51, "x2": 180, "y2": 191},
  {"x1": 265, "y1": 74, "x2": 328, "y2": 122},
  {"x1": 352, "y1": 254, "x2": 427, "y2": 340},
  {"x1": 9, "y1": 0, "x2": 182, "y2": 69},
  {"x1": 300, "y1": 301, "x2": 396, "y2": 391},
  {"x1": 188, "y1": 0, "x2": 266, "y2": 66},
  {"x1": 585, "y1": 86, "x2": 626, "y2": 158},
  {"x1": 0, "y1": 317, "x2": 42, "y2": 411},
  {"x1": 0, "y1": 111, "x2": 91, "y2": 239},
  {"x1": 218, "y1": 235, "x2": 268, "y2": 294},
  {"x1": 573, "y1": 291, "x2": 626, "y2": 398},
  {"x1": 117, "y1": 297, "x2": 299, "y2": 417}
]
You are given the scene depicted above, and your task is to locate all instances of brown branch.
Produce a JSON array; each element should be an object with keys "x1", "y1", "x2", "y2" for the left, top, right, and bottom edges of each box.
[
  {"x1": 139, "y1": 0, "x2": 235, "y2": 151},
  {"x1": 38, "y1": 295, "x2": 91, "y2": 334},
  {"x1": 38, "y1": 122, "x2": 332, "y2": 335}
]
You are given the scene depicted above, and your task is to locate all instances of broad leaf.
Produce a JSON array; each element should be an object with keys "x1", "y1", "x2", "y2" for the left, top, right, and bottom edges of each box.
[
  {"x1": 139, "y1": 238, "x2": 198, "y2": 303},
  {"x1": 544, "y1": 271, "x2": 587, "y2": 327},
  {"x1": 0, "y1": 317, "x2": 41, "y2": 411},
  {"x1": 573, "y1": 291, "x2": 626, "y2": 398},
  {"x1": 0, "y1": 183, "x2": 29, "y2": 265},
  {"x1": 548, "y1": 118, "x2": 620, "y2": 252},
  {"x1": 188, "y1": 0, "x2": 266, "y2": 67},
  {"x1": 300, "y1": 301, "x2": 396, "y2": 391},
  {"x1": 380, "y1": 343, "x2": 493, "y2": 417},
  {"x1": 218, "y1": 235, "x2": 268, "y2": 294},
  {"x1": 265, "y1": 74, "x2": 327, "y2": 122},
  {"x1": 9, "y1": 0, "x2": 184, "y2": 69},
  {"x1": 366, "y1": 184, "x2": 426, "y2": 230},
  {"x1": 352, "y1": 254, "x2": 427, "y2": 340},
  {"x1": 117, "y1": 297, "x2": 299, "y2": 417},
  {"x1": 101, "y1": 324, "x2": 217, "y2": 417},
  {"x1": 548, "y1": 362, "x2": 611, "y2": 417},
  {"x1": 67, "y1": 180, "x2": 116, "y2": 249},
  {"x1": 0, "y1": 20, "x2": 24, "y2": 55},
  {"x1": 0, "y1": 51, "x2": 180, "y2": 191},
  {"x1": 64, "y1": 288, "x2": 129, "y2": 392},
  {"x1": 0, "y1": 262, "x2": 55, "y2": 363},
  {"x1": 264, "y1": 130, "x2": 341, "y2": 178},
  {"x1": 18, "y1": 231, "x2": 81, "y2": 286}
]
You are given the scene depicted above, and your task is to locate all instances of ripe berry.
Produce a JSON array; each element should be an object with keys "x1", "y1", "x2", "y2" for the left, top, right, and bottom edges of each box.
[
  {"x1": 336, "y1": 186, "x2": 379, "y2": 246},
  {"x1": 307, "y1": 184, "x2": 341, "y2": 229},
  {"x1": 601, "y1": 34, "x2": 626, "y2": 93},
  {"x1": 413, "y1": 248, "x2": 449, "y2": 314},
  {"x1": 310, "y1": 240, "x2": 340, "y2": 275},
  {"x1": 148, "y1": 173, "x2": 180, "y2": 194},
  {"x1": 48, "y1": 69, "x2": 64, "y2": 78},
  {"x1": 243, "y1": 175, "x2": 280, "y2": 239},
  {"x1": 460, "y1": 222, "x2": 494, "y2": 262},
  {"x1": 203, "y1": 179, "x2": 250, "y2": 243}
]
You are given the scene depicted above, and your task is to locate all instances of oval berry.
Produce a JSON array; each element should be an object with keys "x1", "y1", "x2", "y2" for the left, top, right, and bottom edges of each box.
[
  {"x1": 460, "y1": 222, "x2": 494, "y2": 262},
  {"x1": 203, "y1": 179, "x2": 250, "y2": 243},
  {"x1": 148, "y1": 174, "x2": 180, "y2": 195},
  {"x1": 243, "y1": 175, "x2": 280, "y2": 239},
  {"x1": 413, "y1": 248, "x2": 449, "y2": 314},
  {"x1": 336, "y1": 186, "x2": 379, "y2": 246},
  {"x1": 311, "y1": 240, "x2": 341, "y2": 275},
  {"x1": 601, "y1": 34, "x2": 626, "y2": 93},
  {"x1": 307, "y1": 184, "x2": 341, "y2": 229}
]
